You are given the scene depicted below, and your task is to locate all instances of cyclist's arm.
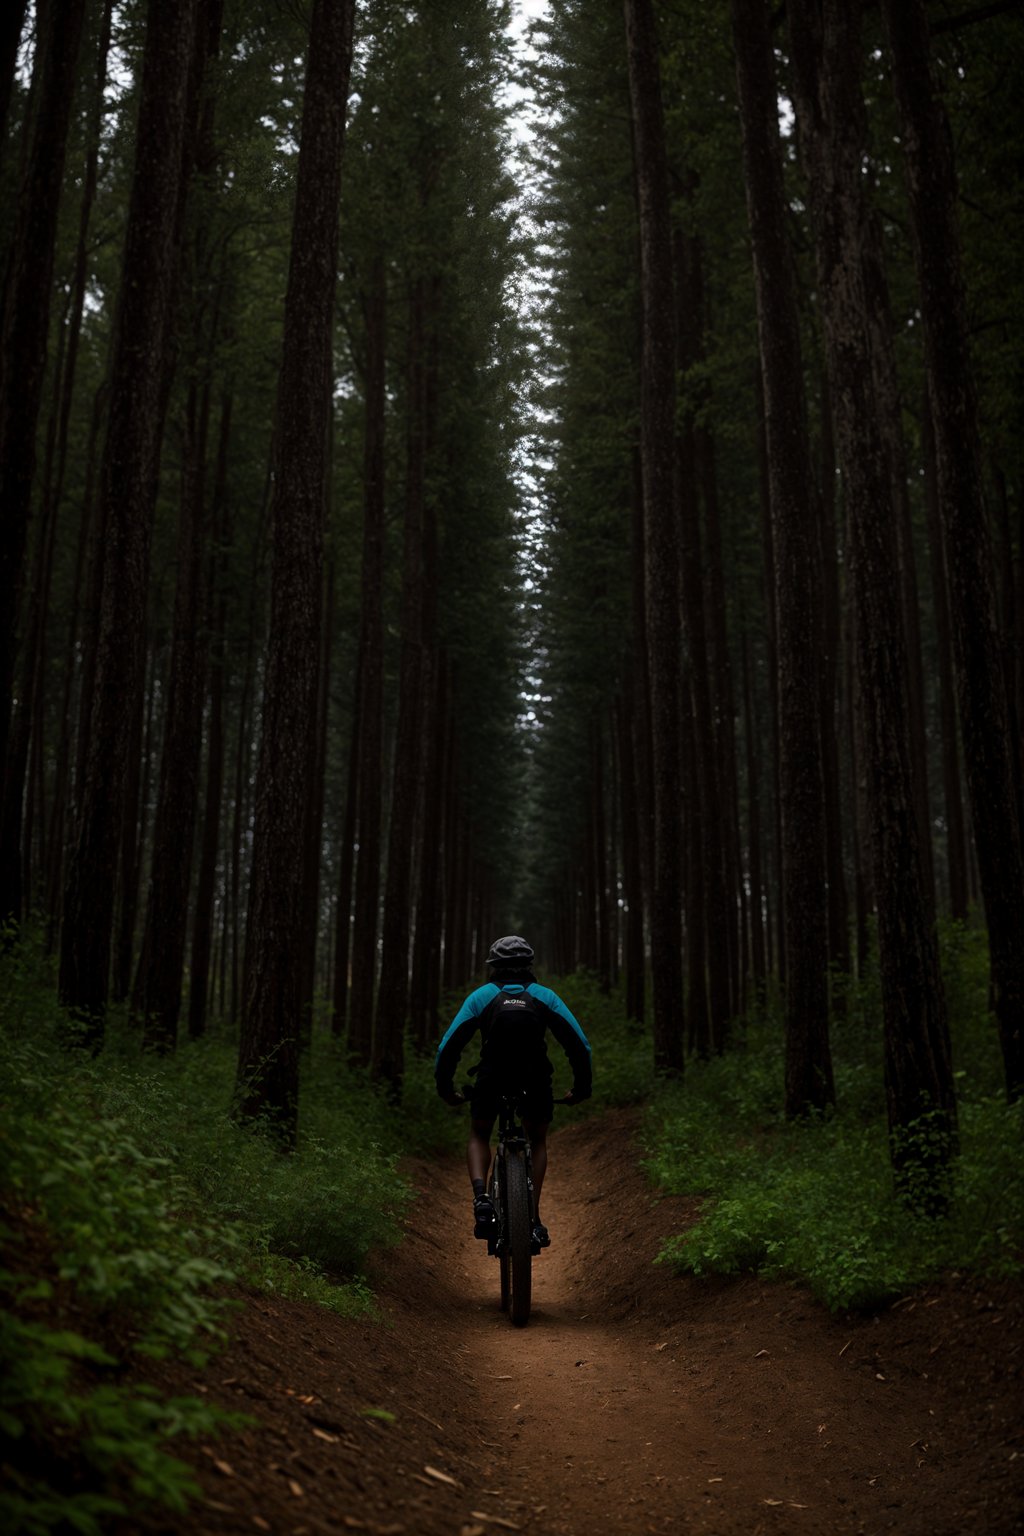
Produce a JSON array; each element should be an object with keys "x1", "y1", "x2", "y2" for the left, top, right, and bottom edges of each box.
[
  {"x1": 529, "y1": 985, "x2": 592, "y2": 1100},
  {"x1": 434, "y1": 984, "x2": 498, "y2": 1098}
]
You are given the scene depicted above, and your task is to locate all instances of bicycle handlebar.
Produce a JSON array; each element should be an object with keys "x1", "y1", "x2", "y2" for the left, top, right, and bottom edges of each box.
[{"x1": 448, "y1": 1083, "x2": 581, "y2": 1108}]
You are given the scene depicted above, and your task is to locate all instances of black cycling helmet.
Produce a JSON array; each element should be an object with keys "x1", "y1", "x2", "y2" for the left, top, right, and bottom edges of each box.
[{"x1": 486, "y1": 934, "x2": 535, "y2": 969}]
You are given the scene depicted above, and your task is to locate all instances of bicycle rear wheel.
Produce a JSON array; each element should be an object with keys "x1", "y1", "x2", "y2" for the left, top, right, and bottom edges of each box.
[{"x1": 505, "y1": 1148, "x2": 532, "y2": 1327}]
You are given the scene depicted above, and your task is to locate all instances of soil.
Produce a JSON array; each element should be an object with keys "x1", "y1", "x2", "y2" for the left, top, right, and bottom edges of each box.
[{"x1": 126, "y1": 1109, "x2": 1021, "y2": 1536}]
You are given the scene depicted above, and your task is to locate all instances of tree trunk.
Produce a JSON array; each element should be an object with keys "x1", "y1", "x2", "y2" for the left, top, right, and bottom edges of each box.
[
  {"x1": 374, "y1": 278, "x2": 430, "y2": 1091},
  {"x1": 189, "y1": 392, "x2": 232, "y2": 1038},
  {"x1": 816, "y1": 370, "x2": 850, "y2": 981},
  {"x1": 921, "y1": 393, "x2": 968, "y2": 920},
  {"x1": 332, "y1": 669, "x2": 361, "y2": 1038},
  {"x1": 58, "y1": 0, "x2": 201, "y2": 1040},
  {"x1": 236, "y1": 0, "x2": 355, "y2": 1139},
  {"x1": 134, "y1": 379, "x2": 210, "y2": 1050},
  {"x1": 347, "y1": 249, "x2": 387, "y2": 1067},
  {"x1": 741, "y1": 632, "x2": 767, "y2": 998},
  {"x1": 732, "y1": 0, "x2": 833, "y2": 1115},
  {"x1": 789, "y1": 0, "x2": 956, "y2": 1199},
  {"x1": 623, "y1": 0, "x2": 684, "y2": 1074},
  {"x1": 675, "y1": 219, "x2": 731, "y2": 1052},
  {"x1": 617, "y1": 696, "x2": 645, "y2": 1022},
  {"x1": 881, "y1": 0, "x2": 1024, "y2": 1100},
  {"x1": 0, "y1": 0, "x2": 87, "y2": 912}
]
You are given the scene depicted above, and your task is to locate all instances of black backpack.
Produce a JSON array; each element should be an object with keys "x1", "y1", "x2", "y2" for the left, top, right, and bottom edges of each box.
[{"x1": 477, "y1": 987, "x2": 548, "y2": 1075}]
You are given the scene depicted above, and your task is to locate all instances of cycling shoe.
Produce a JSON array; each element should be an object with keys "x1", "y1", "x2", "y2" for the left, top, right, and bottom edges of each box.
[
  {"x1": 531, "y1": 1221, "x2": 550, "y2": 1251},
  {"x1": 473, "y1": 1195, "x2": 496, "y2": 1238}
]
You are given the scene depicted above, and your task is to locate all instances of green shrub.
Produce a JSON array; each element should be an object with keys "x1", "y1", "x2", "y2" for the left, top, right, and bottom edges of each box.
[{"x1": 645, "y1": 928, "x2": 1024, "y2": 1311}]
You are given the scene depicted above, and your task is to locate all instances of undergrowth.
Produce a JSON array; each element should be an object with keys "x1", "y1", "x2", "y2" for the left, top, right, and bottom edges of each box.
[
  {"x1": 643, "y1": 919, "x2": 1024, "y2": 1311},
  {"x1": 3, "y1": 918, "x2": 1020, "y2": 1529},
  {"x1": 0, "y1": 935, "x2": 411, "y2": 1534}
]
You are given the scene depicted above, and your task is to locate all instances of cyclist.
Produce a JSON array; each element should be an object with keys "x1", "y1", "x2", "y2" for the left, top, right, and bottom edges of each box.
[{"x1": 435, "y1": 934, "x2": 592, "y2": 1249}]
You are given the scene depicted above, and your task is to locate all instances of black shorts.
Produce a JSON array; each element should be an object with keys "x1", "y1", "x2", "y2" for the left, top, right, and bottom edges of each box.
[{"x1": 469, "y1": 1062, "x2": 554, "y2": 1125}]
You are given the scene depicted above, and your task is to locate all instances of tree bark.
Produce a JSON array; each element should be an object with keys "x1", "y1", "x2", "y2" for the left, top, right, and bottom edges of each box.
[
  {"x1": 675, "y1": 219, "x2": 731, "y2": 1051},
  {"x1": 374, "y1": 279, "x2": 430, "y2": 1091},
  {"x1": 347, "y1": 249, "x2": 387, "y2": 1068},
  {"x1": 134, "y1": 379, "x2": 210, "y2": 1050},
  {"x1": 58, "y1": 0, "x2": 201, "y2": 1039},
  {"x1": 236, "y1": 0, "x2": 355, "y2": 1139},
  {"x1": 0, "y1": 0, "x2": 87, "y2": 915},
  {"x1": 789, "y1": 0, "x2": 956, "y2": 1196},
  {"x1": 732, "y1": 0, "x2": 833, "y2": 1114},
  {"x1": 189, "y1": 393, "x2": 232, "y2": 1038},
  {"x1": 623, "y1": 0, "x2": 684, "y2": 1074},
  {"x1": 881, "y1": 0, "x2": 1024, "y2": 1099},
  {"x1": 921, "y1": 393, "x2": 968, "y2": 919}
]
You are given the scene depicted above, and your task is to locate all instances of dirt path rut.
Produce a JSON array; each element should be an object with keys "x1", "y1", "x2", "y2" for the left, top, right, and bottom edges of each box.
[
  {"x1": 401, "y1": 1112, "x2": 1021, "y2": 1536},
  {"x1": 136, "y1": 1110, "x2": 1023, "y2": 1536}
]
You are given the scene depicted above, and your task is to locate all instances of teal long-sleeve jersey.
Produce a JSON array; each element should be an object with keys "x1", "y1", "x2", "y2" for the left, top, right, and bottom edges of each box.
[{"x1": 434, "y1": 982, "x2": 592, "y2": 1098}]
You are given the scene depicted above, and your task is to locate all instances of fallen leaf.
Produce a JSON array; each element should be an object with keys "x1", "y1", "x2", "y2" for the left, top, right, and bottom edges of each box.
[
  {"x1": 788, "y1": 1503, "x2": 808, "y2": 1509},
  {"x1": 755, "y1": 1349, "x2": 770, "y2": 1358},
  {"x1": 204, "y1": 1500, "x2": 233, "y2": 1514},
  {"x1": 361, "y1": 1407, "x2": 397, "y2": 1424},
  {"x1": 289, "y1": 1479, "x2": 304, "y2": 1498},
  {"x1": 213, "y1": 1459, "x2": 235, "y2": 1477},
  {"x1": 312, "y1": 1427, "x2": 338, "y2": 1443},
  {"x1": 764, "y1": 1498, "x2": 784, "y2": 1506},
  {"x1": 491, "y1": 1374, "x2": 513, "y2": 1380},
  {"x1": 423, "y1": 1465, "x2": 459, "y2": 1487},
  {"x1": 875, "y1": 1373, "x2": 886, "y2": 1381},
  {"x1": 708, "y1": 1477, "x2": 724, "y2": 1483},
  {"x1": 252, "y1": 1520, "x2": 271, "y2": 1533},
  {"x1": 297, "y1": 1394, "x2": 316, "y2": 1405},
  {"x1": 655, "y1": 1342, "x2": 668, "y2": 1351}
]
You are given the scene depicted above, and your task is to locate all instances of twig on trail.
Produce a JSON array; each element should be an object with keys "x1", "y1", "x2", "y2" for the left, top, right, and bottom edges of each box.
[
  {"x1": 423, "y1": 1464, "x2": 460, "y2": 1487},
  {"x1": 403, "y1": 1403, "x2": 445, "y2": 1430},
  {"x1": 838, "y1": 1339, "x2": 852, "y2": 1357}
]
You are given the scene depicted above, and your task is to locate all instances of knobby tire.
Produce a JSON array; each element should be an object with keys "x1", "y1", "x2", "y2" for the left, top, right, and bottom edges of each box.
[
  {"x1": 505, "y1": 1148, "x2": 532, "y2": 1327},
  {"x1": 496, "y1": 1157, "x2": 510, "y2": 1313}
]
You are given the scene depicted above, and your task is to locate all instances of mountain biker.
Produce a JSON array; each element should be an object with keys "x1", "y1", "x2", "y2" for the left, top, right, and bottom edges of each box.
[{"x1": 435, "y1": 934, "x2": 592, "y2": 1250}]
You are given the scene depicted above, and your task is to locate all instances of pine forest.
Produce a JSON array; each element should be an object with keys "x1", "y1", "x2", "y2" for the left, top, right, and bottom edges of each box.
[{"x1": 1, "y1": 2, "x2": 1022, "y2": 1532}]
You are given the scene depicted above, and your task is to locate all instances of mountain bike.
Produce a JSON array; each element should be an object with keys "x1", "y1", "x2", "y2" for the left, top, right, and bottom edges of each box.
[
  {"x1": 487, "y1": 1085, "x2": 537, "y2": 1327},
  {"x1": 459, "y1": 1082, "x2": 574, "y2": 1327}
]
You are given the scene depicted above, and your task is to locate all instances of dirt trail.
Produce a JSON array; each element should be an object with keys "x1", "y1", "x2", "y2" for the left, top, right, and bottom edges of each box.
[{"x1": 135, "y1": 1110, "x2": 1022, "y2": 1536}]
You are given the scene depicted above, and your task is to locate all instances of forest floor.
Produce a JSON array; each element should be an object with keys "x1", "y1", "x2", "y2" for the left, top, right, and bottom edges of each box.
[{"x1": 127, "y1": 1109, "x2": 1022, "y2": 1536}]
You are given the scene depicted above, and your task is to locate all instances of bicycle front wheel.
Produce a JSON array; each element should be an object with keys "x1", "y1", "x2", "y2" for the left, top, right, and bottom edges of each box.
[
  {"x1": 495, "y1": 1158, "x2": 510, "y2": 1313},
  {"x1": 505, "y1": 1148, "x2": 532, "y2": 1327}
]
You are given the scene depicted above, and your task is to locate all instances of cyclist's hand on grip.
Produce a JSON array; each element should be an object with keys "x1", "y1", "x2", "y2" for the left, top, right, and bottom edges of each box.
[
  {"x1": 560, "y1": 1086, "x2": 590, "y2": 1106},
  {"x1": 440, "y1": 1086, "x2": 465, "y2": 1107}
]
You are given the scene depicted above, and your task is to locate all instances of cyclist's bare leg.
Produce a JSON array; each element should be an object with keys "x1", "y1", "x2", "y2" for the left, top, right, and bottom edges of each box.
[
  {"x1": 468, "y1": 1117, "x2": 495, "y2": 1187},
  {"x1": 523, "y1": 1119, "x2": 550, "y2": 1219}
]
